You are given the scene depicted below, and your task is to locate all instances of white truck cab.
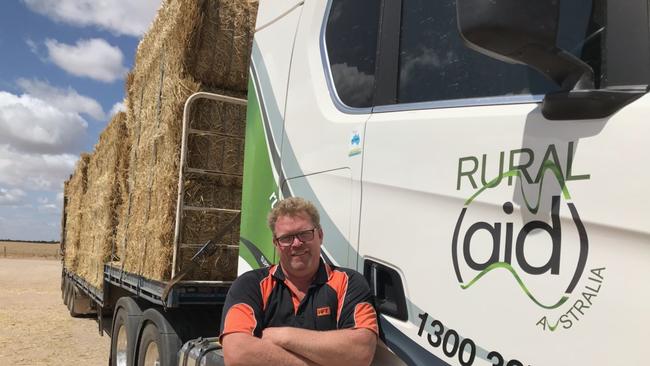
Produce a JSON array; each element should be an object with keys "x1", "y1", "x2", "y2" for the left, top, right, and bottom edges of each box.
[{"x1": 232, "y1": 0, "x2": 649, "y2": 365}]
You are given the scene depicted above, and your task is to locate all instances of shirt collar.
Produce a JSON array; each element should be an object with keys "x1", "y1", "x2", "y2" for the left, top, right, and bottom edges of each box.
[{"x1": 272, "y1": 258, "x2": 331, "y2": 285}]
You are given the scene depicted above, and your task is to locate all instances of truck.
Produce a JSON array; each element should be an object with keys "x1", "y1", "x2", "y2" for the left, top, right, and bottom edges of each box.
[{"x1": 61, "y1": 0, "x2": 650, "y2": 365}]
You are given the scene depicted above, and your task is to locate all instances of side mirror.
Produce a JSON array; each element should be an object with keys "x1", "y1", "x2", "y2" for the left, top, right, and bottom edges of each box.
[
  {"x1": 456, "y1": 0, "x2": 648, "y2": 120},
  {"x1": 456, "y1": 0, "x2": 593, "y2": 90}
]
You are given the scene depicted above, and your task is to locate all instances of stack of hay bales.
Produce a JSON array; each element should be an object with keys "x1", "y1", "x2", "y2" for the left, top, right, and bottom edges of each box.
[
  {"x1": 113, "y1": 0, "x2": 257, "y2": 282},
  {"x1": 63, "y1": 154, "x2": 91, "y2": 272},
  {"x1": 76, "y1": 112, "x2": 129, "y2": 289}
]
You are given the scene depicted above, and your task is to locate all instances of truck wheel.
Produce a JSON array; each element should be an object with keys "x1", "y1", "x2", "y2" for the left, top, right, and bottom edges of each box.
[
  {"x1": 137, "y1": 323, "x2": 161, "y2": 366},
  {"x1": 137, "y1": 308, "x2": 182, "y2": 366},
  {"x1": 110, "y1": 297, "x2": 143, "y2": 366}
]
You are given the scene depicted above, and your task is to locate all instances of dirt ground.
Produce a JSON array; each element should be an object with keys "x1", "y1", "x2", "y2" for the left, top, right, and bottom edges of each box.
[{"x1": 0, "y1": 257, "x2": 110, "y2": 365}]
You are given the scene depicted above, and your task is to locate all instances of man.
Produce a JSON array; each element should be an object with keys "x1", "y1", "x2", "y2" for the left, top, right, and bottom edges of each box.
[{"x1": 220, "y1": 197, "x2": 378, "y2": 366}]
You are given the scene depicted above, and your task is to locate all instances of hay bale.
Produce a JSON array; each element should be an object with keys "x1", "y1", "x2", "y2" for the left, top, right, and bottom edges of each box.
[
  {"x1": 177, "y1": 209, "x2": 240, "y2": 281},
  {"x1": 113, "y1": 0, "x2": 253, "y2": 283},
  {"x1": 119, "y1": 66, "x2": 247, "y2": 281},
  {"x1": 183, "y1": 173, "x2": 242, "y2": 209},
  {"x1": 117, "y1": 58, "x2": 246, "y2": 280},
  {"x1": 63, "y1": 154, "x2": 91, "y2": 272},
  {"x1": 135, "y1": 0, "x2": 258, "y2": 92},
  {"x1": 75, "y1": 113, "x2": 129, "y2": 289}
]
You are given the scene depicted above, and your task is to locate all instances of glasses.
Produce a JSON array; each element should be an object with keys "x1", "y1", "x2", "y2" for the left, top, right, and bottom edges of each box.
[{"x1": 274, "y1": 227, "x2": 318, "y2": 247}]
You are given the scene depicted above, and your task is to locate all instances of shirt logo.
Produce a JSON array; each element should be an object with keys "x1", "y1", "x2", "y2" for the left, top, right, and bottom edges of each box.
[{"x1": 317, "y1": 306, "x2": 331, "y2": 317}]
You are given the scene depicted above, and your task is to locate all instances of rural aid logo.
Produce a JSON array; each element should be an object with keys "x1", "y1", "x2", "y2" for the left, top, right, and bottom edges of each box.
[{"x1": 452, "y1": 142, "x2": 605, "y2": 332}]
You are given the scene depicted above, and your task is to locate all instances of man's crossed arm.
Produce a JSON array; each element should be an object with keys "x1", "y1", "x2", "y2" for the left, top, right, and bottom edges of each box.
[{"x1": 222, "y1": 327, "x2": 377, "y2": 366}]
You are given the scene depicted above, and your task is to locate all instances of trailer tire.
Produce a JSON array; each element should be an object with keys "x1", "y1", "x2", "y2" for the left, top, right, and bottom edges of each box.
[
  {"x1": 137, "y1": 308, "x2": 182, "y2": 366},
  {"x1": 62, "y1": 276, "x2": 70, "y2": 305},
  {"x1": 137, "y1": 323, "x2": 162, "y2": 366},
  {"x1": 61, "y1": 273, "x2": 66, "y2": 298},
  {"x1": 68, "y1": 285, "x2": 81, "y2": 317},
  {"x1": 64, "y1": 279, "x2": 74, "y2": 309},
  {"x1": 110, "y1": 297, "x2": 143, "y2": 366}
]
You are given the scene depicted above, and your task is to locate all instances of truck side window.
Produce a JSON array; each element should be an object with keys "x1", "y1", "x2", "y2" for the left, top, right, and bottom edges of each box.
[
  {"x1": 325, "y1": 0, "x2": 381, "y2": 108},
  {"x1": 397, "y1": 0, "x2": 558, "y2": 104}
]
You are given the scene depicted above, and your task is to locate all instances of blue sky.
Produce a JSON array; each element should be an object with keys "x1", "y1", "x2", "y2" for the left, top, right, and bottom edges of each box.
[{"x1": 0, "y1": 1, "x2": 162, "y2": 241}]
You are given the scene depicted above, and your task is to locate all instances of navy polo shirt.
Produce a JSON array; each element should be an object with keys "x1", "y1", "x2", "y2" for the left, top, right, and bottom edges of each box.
[{"x1": 220, "y1": 259, "x2": 378, "y2": 340}]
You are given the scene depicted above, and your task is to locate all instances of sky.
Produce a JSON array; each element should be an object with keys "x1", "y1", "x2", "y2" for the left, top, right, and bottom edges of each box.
[{"x1": 0, "y1": 0, "x2": 162, "y2": 241}]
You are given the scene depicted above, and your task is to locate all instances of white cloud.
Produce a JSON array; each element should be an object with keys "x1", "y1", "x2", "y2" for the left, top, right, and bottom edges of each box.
[
  {"x1": 22, "y1": 0, "x2": 161, "y2": 37},
  {"x1": 36, "y1": 196, "x2": 60, "y2": 212},
  {"x1": 0, "y1": 145, "x2": 77, "y2": 191},
  {"x1": 45, "y1": 38, "x2": 128, "y2": 83},
  {"x1": 0, "y1": 188, "x2": 27, "y2": 206},
  {"x1": 38, "y1": 203, "x2": 59, "y2": 212},
  {"x1": 109, "y1": 101, "x2": 126, "y2": 117},
  {"x1": 331, "y1": 63, "x2": 374, "y2": 107},
  {"x1": 25, "y1": 38, "x2": 39, "y2": 55},
  {"x1": 0, "y1": 91, "x2": 87, "y2": 154},
  {"x1": 17, "y1": 78, "x2": 105, "y2": 120}
]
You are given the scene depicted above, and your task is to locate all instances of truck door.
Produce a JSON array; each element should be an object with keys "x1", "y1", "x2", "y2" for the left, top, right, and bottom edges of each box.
[
  {"x1": 360, "y1": 0, "x2": 650, "y2": 365},
  {"x1": 279, "y1": 0, "x2": 381, "y2": 269}
]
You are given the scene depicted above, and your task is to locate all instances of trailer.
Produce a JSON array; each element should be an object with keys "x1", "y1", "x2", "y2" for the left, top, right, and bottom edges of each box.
[{"x1": 60, "y1": 91, "x2": 247, "y2": 366}]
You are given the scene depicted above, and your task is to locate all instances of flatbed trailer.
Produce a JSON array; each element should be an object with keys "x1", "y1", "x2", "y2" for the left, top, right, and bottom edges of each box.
[{"x1": 60, "y1": 92, "x2": 244, "y2": 366}]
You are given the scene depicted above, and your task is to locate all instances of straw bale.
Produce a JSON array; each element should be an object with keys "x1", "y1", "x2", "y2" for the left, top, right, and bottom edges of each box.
[
  {"x1": 176, "y1": 209, "x2": 240, "y2": 279},
  {"x1": 183, "y1": 173, "x2": 242, "y2": 209},
  {"x1": 134, "y1": 0, "x2": 258, "y2": 92},
  {"x1": 63, "y1": 154, "x2": 90, "y2": 272},
  {"x1": 176, "y1": 0, "x2": 258, "y2": 91},
  {"x1": 187, "y1": 134, "x2": 245, "y2": 175},
  {"x1": 114, "y1": 0, "x2": 252, "y2": 283},
  {"x1": 178, "y1": 245, "x2": 238, "y2": 280},
  {"x1": 75, "y1": 113, "x2": 129, "y2": 289},
  {"x1": 119, "y1": 49, "x2": 247, "y2": 281},
  {"x1": 189, "y1": 98, "x2": 246, "y2": 134},
  {"x1": 182, "y1": 210, "x2": 240, "y2": 245}
]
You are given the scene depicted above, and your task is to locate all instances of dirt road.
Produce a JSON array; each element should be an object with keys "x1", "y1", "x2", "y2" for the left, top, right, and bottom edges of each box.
[{"x1": 0, "y1": 258, "x2": 110, "y2": 365}]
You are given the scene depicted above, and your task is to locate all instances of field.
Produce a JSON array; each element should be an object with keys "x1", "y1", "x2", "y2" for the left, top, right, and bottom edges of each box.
[
  {"x1": 0, "y1": 256, "x2": 109, "y2": 365},
  {"x1": 0, "y1": 241, "x2": 60, "y2": 259}
]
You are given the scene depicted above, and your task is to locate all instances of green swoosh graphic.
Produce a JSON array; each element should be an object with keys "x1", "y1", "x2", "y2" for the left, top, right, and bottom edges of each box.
[
  {"x1": 548, "y1": 318, "x2": 561, "y2": 332},
  {"x1": 464, "y1": 160, "x2": 571, "y2": 214},
  {"x1": 460, "y1": 262, "x2": 570, "y2": 309}
]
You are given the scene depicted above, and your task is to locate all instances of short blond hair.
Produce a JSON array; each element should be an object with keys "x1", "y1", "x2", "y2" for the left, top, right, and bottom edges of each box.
[{"x1": 268, "y1": 197, "x2": 320, "y2": 235}]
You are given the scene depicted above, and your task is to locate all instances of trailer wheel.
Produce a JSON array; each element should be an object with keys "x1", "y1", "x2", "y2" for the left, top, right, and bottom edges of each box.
[
  {"x1": 110, "y1": 297, "x2": 143, "y2": 366},
  {"x1": 67, "y1": 285, "x2": 82, "y2": 317},
  {"x1": 137, "y1": 323, "x2": 161, "y2": 366},
  {"x1": 64, "y1": 279, "x2": 74, "y2": 308},
  {"x1": 137, "y1": 308, "x2": 182, "y2": 366},
  {"x1": 62, "y1": 277, "x2": 70, "y2": 305},
  {"x1": 61, "y1": 273, "x2": 66, "y2": 298},
  {"x1": 111, "y1": 308, "x2": 131, "y2": 366}
]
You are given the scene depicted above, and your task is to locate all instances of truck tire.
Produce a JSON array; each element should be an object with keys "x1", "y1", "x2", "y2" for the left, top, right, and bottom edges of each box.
[
  {"x1": 110, "y1": 297, "x2": 143, "y2": 366},
  {"x1": 137, "y1": 308, "x2": 182, "y2": 366}
]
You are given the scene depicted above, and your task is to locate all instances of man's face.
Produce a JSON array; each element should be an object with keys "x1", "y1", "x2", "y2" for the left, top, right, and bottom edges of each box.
[{"x1": 273, "y1": 212, "x2": 322, "y2": 280}]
